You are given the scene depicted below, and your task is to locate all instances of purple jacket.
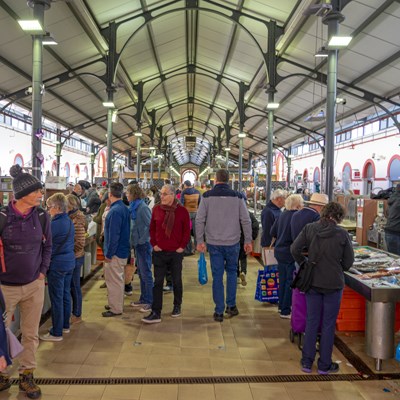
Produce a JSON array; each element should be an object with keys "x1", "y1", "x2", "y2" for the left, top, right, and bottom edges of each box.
[{"x1": 0, "y1": 203, "x2": 52, "y2": 286}]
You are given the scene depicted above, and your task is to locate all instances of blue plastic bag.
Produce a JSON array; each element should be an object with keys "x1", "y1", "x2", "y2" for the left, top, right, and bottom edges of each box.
[{"x1": 198, "y1": 253, "x2": 208, "y2": 285}]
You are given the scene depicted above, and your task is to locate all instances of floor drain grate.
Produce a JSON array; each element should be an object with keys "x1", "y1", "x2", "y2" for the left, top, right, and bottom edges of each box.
[{"x1": 8, "y1": 374, "x2": 369, "y2": 386}]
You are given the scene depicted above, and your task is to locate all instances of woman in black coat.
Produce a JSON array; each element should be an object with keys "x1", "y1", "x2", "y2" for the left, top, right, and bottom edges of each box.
[
  {"x1": 291, "y1": 202, "x2": 354, "y2": 375},
  {"x1": 0, "y1": 288, "x2": 12, "y2": 374}
]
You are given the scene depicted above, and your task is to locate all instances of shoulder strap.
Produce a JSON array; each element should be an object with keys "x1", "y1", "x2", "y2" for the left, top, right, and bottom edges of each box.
[
  {"x1": 0, "y1": 206, "x2": 9, "y2": 237},
  {"x1": 36, "y1": 207, "x2": 47, "y2": 234}
]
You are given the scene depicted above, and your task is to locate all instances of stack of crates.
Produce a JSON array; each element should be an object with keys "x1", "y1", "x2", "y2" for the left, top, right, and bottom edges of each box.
[
  {"x1": 336, "y1": 287, "x2": 366, "y2": 332},
  {"x1": 97, "y1": 245, "x2": 104, "y2": 261}
]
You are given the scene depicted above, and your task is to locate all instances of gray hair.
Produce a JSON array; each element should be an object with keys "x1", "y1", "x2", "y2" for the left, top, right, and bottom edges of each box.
[
  {"x1": 163, "y1": 184, "x2": 176, "y2": 195},
  {"x1": 285, "y1": 194, "x2": 304, "y2": 210},
  {"x1": 47, "y1": 193, "x2": 68, "y2": 213},
  {"x1": 271, "y1": 189, "x2": 287, "y2": 200}
]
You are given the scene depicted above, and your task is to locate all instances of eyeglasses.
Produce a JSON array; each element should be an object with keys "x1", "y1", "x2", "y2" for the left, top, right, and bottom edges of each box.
[{"x1": 160, "y1": 192, "x2": 173, "y2": 197}]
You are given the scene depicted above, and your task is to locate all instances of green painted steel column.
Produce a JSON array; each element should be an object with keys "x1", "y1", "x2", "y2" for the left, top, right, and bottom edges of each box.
[
  {"x1": 30, "y1": 1, "x2": 49, "y2": 180},
  {"x1": 106, "y1": 108, "x2": 113, "y2": 182}
]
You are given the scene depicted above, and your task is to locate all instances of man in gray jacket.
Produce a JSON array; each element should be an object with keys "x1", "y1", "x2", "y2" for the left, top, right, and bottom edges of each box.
[{"x1": 196, "y1": 169, "x2": 252, "y2": 322}]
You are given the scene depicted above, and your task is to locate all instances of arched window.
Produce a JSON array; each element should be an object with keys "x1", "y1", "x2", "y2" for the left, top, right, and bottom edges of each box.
[
  {"x1": 14, "y1": 153, "x2": 24, "y2": 167},
  {"x1": 388, "y1": 155, "x2": 400, "y2": 186},
  {"x1": 275, "y1": 154, "x2": 283, "y2": 181},
  {"x1": 313, "y1": 167, "x2": 320, "y2": 193},
  {"x1": 75, "y1": 165, "x2": 80, "y2": 181}
]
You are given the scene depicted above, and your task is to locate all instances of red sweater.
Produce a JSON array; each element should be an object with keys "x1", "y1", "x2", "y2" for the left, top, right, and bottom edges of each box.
[{"x1": 150, "y1": 203, "x2": 190, "y2": 251}]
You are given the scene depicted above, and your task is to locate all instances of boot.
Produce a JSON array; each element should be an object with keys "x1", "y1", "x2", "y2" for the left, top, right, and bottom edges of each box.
[
  {"x1": 19, "y1": 369, "x2": 41, "y2": 399},
  {"x1": 0, "y1": 373, "x2": 11, "y2": 392}
]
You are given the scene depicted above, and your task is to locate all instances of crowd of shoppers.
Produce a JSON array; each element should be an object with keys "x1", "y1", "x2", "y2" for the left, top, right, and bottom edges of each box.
[{"x1": 0, "y1": 163, "x2": 361, "y2": 396}]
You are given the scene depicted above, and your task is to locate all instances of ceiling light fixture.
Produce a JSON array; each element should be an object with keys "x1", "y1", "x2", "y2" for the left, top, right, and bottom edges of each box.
[
  {"x1": 224, "y1": 147, "x2": 231, "y2": 152},
  {"x1": 103, "y1": 101, "x2": 115, "y2": 108},
  {"x1": 238, "y1": 132, "x2": 246, "y2": 138},
  {"x1": 17, "y1": 20, "x2": 44, "y2": 32},
  {"x1": 42, "y1": 32, "x2": 57, "y2": 45},
  {"x1": 315, "y1": 46, "x2": 328, "y2": 58},
  {"x1": 266, "y1": 102, "x2": 280, "y2": 110},
  {"x1": 327, "y1": 36, "x2": 352, "y2": 48},
  {"x1": 134, "y1": 132, "x2": 143, "y2": 137}
]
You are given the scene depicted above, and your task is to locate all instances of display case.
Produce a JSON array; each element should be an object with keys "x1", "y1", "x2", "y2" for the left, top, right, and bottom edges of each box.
[{"x1": 345, "y1": 246, "x2": 400, "y2": 370}]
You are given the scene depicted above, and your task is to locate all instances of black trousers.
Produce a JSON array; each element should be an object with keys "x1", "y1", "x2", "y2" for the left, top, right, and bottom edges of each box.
[{"x1": 152, "y1": 251, "x2": 184, "y2": 314}]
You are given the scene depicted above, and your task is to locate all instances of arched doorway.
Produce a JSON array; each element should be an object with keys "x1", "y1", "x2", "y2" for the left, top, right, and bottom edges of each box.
[
  {"x1": 64, "y1": 162, "x2": 70, "y2": 183},
  {"x1": 342, "y1": 163, "x2": 352, "y2": 193},
  {"x1": 313, "y1": 167, "x2": 321, "y2": 193},
  {"x1": 275, "y1": 154, "x2": 283, "y2": 181},
  {"x1": 182, "y1": 169, "x2": 197, "y2": 185},
  {"x1": 362, "y1": 160, "x2": 375, "y2": 196}
]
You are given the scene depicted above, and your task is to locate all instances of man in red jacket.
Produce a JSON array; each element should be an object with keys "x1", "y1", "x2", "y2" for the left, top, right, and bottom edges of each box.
[{"x1": 142, "y1": 184, "x2": 190, "y2": 324}]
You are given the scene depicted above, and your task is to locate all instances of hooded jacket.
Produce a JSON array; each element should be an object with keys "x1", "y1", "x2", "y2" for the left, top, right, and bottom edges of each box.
[{"x1": 290, "y1": 220, "x2": 354, "y2": 290}]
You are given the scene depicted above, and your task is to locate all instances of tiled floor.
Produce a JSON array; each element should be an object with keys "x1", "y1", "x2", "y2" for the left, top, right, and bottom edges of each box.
[{"x1": 2, "y1": 255, "x2": 400, "y2": 399}]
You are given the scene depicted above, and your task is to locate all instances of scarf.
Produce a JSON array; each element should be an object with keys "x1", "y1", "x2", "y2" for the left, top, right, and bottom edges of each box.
[
  {"x1": 129, "y1": 199, "x2": 142, "y2": 220},
  {"x1": 160, "y1": 199, "x2": 178, "y2": 238}
]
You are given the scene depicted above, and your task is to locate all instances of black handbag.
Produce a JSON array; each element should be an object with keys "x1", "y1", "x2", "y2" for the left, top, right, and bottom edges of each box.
[
  {"x1": 291, "y1": 260, "x2": 316, "y2": 292},
  {"x1": 291, "y1": 236, "x2": 320, "y2": 293}
]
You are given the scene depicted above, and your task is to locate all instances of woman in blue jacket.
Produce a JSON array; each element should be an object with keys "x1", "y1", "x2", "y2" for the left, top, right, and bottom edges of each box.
[
  {"x1": 126, "y1": 184, "x2": 153, "y2": 312},
  {"x1": 40, "y1": 193, "x2": 75, "y2": 341},
  {"x1": 0, "y1": 288, "x2": 12, "y2": 376}
]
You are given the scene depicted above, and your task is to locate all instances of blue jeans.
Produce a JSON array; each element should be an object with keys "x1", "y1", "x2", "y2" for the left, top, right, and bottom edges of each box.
[
  {"x1": 207, "y1": 243, "x2": 240, "y2": 314},
  {"x1": 385, "y1": 232, "x2": 400, "y2": 256},
  {"x1": 135, "y1": 242, "x2": 153, "y2": 305},
  {"x1": 71, "y1": 256, "x2": 84, "y2": 317},
  {"x1": 302, "y1": 288, "x2": 343, "y2": 371},
  {"x1": 47, "y1": 269, "x2": 73, "y2": 337},
  {"x1": 277, "y1": 261, "x2": 295, "y2": 316}
]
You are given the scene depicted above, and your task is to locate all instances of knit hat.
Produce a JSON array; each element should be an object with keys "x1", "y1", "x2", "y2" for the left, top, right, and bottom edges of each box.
[{"x1": 9, "y1": 164, "x2": 42, "y2": 200}]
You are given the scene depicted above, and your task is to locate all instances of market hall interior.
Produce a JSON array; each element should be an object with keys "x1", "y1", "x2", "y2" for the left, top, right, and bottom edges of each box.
[{"x1": 2, "y1": 254, "x2": 399, "y2": 400}]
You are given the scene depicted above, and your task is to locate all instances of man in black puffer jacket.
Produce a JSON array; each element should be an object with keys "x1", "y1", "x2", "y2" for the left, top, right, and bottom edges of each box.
[{"x1": 384, "y1": 184, "x2": 400, "y2": 255}]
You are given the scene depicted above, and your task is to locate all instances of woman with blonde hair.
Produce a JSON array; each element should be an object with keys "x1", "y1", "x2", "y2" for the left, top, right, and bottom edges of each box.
[
  {"x1": 66, "y1": 194, "x2": 87, "y2": 324},
  {"x1": 270, "y1": 194, "x2": 304, "y2": 319}
]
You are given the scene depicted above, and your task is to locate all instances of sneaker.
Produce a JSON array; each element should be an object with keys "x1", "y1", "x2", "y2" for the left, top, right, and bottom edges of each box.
[
  {"x1": 301, "y1": 361, "x2": 312, "y2": 373},
  {"x1": 130, "y1": 301, "x2": 145, "y2": 307},
  {"x1": 213, "y1": 312, "x2": 224, "y2": 322},
  {"x1": 124, "y1": 291, "x2": 133, "y2": 297},
  {"x1": 0, "y1": 373, "x2": 11, "y2": 392},
  {"x1": 318, "y1": 362, "x2": 339, "y2": 375},
  {"x1": 239, "y1": 272, "x2": 247, "y2": 286},
  {"x1": 63, "y1": 328, "x2": 70, "y2": 334},
  {"x1": 19, "y1": 369, "x2": 41, "y2": 399},
  {"x1": 225, "y1": 305, "x2": 239, "y2": 318},
  {"x1": 139, "y1": 304, "x2": 152, "y2": 313},
  {"x1": 124, "y1": 283, "x2": 133, "y2": 296},
  {"x1": 39, "y1": 333, "x2": 63, "y2": 342},
  {"x1": 142, "y1": 312, "x2": 161, "y2": 324},
  {"x1": 163, "y1": 285, "x2": 173, "y2": 292},
  {"x1": 71, "y1": 315, "x2": 83, "y2": 324},
  {"x1": 280, "y1": 314, "x2": 291, "y2": 319},
  {"x1": 102, "y1": 310, "x2": 122, "y2": 317},
  {"x1": 171, "y1": 306, "x2": 181, "y2": 318}
]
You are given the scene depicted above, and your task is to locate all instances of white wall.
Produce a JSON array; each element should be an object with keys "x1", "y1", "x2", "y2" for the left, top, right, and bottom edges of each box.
[{"x1": 0, "y1": 122, "x2": 104, "y2": 183}]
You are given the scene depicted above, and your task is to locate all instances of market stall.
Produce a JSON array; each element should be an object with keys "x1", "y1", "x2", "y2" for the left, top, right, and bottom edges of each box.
[{"x1": 345, "y1": 246, "x2": 400, "y2": 370}]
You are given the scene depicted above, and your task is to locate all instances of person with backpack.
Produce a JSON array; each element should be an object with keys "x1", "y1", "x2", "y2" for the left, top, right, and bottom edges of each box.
[{"x1": 0, "y1": 165, "x2": 52, "y2": 399}]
